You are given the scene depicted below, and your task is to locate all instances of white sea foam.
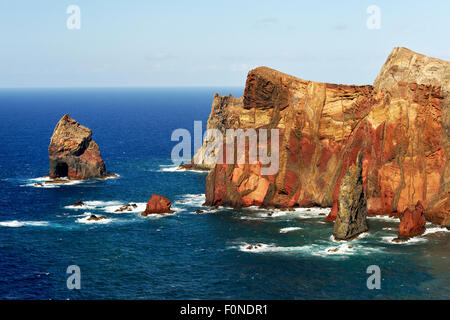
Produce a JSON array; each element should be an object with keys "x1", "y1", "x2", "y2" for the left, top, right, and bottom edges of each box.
[
  {"x1": 64, "y1": 200, "x2": 123, "y2": 211},
  {"x1": 103, "y1": 202, "x2": 147, "y2": 214},
  {"x1": 329, "y1": 232, "x2": 370, "y2": 243},
  {"x1": 423, "y1": 227, "x2": 450, "y2": 236},
  {"x1": 76, "y1": 212, "x2": 113, "y2": 224},
  {"x1": 175, "y1": 194, "x2": 205, "y2": 207},
  {"x1": 140, "y1": 212, "x2": 174, "y2": 219},
  {"x1": 66, "y1": 200, "x2": 150, "y2": 215},
  {"x1": 243, "y1": 207, "x2": 330, "y2": 220},
  {"x1": 279, "y1": 227, "x2": 302, "y2": 233},
  {"x1": 102, "y1": 174, "x2": 120, "y2": 180},
  {"x1": 23, "y1": 177, "x2": 85, "y2": 188},
  {"x1": 28, "y1": 176, "x2": 52, "y2": 182},
  {"x1": 24, "y1": 175, "x2": 118, "y2": 188},
  {"x1": 381, "y1": 236, "x2": 428, "y2": 245},
  {"x1": 23, "y1": 183, "x2": 60, "y2": 189},
  {"x1": 259, "y1": 211, "x2": 287, "y2": 218},
  {"x1": 236, "y1": 241, "x2": 382, "y2": 257},
  {"x1": 0, "y1": 220, "x2": 49, "y2": 228},
  {"x1": 275, "y1": 207, "x2": 330, "y2": 219},
  {"x1": 157, "y1": 163, "x2": 208, "y2": 173},
  {"x1": 238, "y1": 242, "x2": 310, "y2": 253},
  {"x1": 157, "y1": 164, "x2": 184, "y2": 172},
  {"x1": 368, "y1": 215, "x2": 399, "y2": 222},
  {"x1": 314, "y1": 244, "x2": 356, "y2": 256}
]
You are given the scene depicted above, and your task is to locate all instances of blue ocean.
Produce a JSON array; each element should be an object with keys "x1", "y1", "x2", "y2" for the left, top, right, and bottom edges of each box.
[{"x1": 0, "y1": 88, "x2": 448, "y2": 300}]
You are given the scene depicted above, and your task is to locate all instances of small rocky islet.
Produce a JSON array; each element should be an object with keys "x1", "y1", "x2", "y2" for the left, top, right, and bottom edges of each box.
[{"x1": 46, "y1": 47, "x2": 448, "y2": 243}]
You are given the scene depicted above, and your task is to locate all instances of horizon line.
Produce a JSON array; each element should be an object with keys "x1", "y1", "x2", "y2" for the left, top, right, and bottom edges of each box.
[{"x1": 0, "y1": 85, "x2": 245, "y2": 90}]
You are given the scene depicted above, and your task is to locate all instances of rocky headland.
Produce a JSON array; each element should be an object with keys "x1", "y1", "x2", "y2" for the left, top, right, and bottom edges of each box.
[{"x1": 193, "y1": 47, "x2": 449, "y2": 232}]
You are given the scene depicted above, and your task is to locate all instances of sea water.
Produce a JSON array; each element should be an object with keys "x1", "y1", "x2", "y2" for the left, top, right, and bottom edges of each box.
[{"x1": 0, "y1": 88, "x2": 448, "y2": 299}]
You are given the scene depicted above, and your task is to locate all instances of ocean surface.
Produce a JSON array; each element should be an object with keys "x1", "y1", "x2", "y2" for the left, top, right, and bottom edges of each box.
[{"x1": 0, "y1": 88, "x2": 449, "y2": 300}]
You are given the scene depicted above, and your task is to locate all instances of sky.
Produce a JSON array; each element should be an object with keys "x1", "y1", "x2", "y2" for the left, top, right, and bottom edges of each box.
[{"x1": 0, "y1": 0, "x2": 449, "y2": 88}]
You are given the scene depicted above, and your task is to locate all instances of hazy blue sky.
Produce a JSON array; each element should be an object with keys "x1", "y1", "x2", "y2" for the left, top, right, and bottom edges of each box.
[{"x1": 0, "y1": 0, "x2": 449, "y2": 87}]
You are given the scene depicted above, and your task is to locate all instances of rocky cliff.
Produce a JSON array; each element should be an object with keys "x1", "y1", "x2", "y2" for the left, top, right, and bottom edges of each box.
[
  {"x1": 199, "y1": 47, "x2": 449, "y2": 226},
  {"x1": 48, "y1": 114, "x2": 107, "y2": 179}
]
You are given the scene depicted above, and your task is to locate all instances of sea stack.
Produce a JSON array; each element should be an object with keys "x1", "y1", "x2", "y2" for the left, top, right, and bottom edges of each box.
[
  {"x1": 48, "y1": 114, "x2": 107, "y2": 179},
  {"x1": 141, "y1": 194, "x2": 175, "y2": 216},
  {"x1": 333, "y1": 153, "x2": 368, "y2": 240},
  {"x1": 395, "y1": 201, "x2": 426, "y2": 241}
]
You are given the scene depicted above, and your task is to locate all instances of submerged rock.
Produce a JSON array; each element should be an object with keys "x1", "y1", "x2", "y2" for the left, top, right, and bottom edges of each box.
[
  {"x1": 87, "y1": 215, "x2": 107, "y2": 221},
  {"x1": 73, "y1": 201, "x2": 84, "y2": 207},
  {"x1": 48, "y1": 114, "x2": 107, "y2": 180},
  {"x1": 333, "y1": 153, "x2": 368, "y2": 241},
  {"x1": 396, "y1": 201, "x2": 426, "y2": 240},
  {"x1": 115, "y1": 204, "x2": 137, "y2": 213},
  {"x1": 141, "y1": 194, "x2": 175, "y2": 216}
]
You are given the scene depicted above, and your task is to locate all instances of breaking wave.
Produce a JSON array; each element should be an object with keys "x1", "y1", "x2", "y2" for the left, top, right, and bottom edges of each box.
[
  {"x1": 75, "y1": 213, "x2": 114, "y2": 224},
  {"x1": 368, "y1": 215, "x2": 399, "y2": 222},
  {"x1": 155, "y1": 164, "x2": 207, "y2": 173},
  {"x1": 174, "y1": 194, "x2": 205, "y2": 208},
  {"x1": 0, "y1": 220, "x2": 50, "y2": 228},
  {"x1": 22, "y1": 175, "x2": 119, "y2": 188},
  {"x1": 423, "y1": 227, "x2": 450, "y2": 236},
  {"x1": 279, "y1": 227, "x2": 302, "y2": 233},
  {"x1": 235, "y1": 241, "x2": 383, "y2": 258},
  {"x1": 380, "y1": 236, "x2": 428, "y2": 245},
  {"x1": 239, "y1": 207, "x2": 330, "y2": 221}
]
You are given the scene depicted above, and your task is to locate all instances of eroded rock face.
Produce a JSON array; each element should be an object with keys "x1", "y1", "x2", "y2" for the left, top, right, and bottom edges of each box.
[
  {"x1": 201, "y1": 47, "x2": 449, "y2": 226},
  {"x1": 49, "y1": 114, "x2": 106, "y2": 179},
  {"x1": 373, "y1": 47, "x2": 449, "y2": 222},
  {"x1": 397, "y1": 201, "x2": 426, "y2": 239},
  {"x1": 141, "y1": 194, "x2": 174, "y2": 216},
  {"x1": 187, "y1": 94, "x2": 244, "y2": 171},
  {"x1": 333, "y1": 154, "x2": 368, "y2": 240}
]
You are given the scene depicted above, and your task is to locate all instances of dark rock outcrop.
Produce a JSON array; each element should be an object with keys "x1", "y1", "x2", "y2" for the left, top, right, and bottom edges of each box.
[
  {"x1": 115, "y1": 204, "x2": 137, "y2": 213},
  {"x1": 87, "y1": 215, "x2": 107, "y2": 221},
  {"x1": 49, "y1": 114, "x2": 106, "y2": 179},
  {"x1": 141, "y1": 194, "x2": 175, "y2": 216},
  {"x1": 333, "y1": 153, "x2": 368, "y2": 240},
  {"x1": 73, "y1": 201, "x2": 84, "y2": 207},
  {"x1": 199, "y1": 47, "x2": 449, "y2": 227},
  {"x1": 396, "y1": 201, "x2": 426, "y2": 240}
]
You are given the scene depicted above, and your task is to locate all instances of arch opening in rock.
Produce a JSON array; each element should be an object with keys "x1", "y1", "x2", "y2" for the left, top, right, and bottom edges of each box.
[{"x1": 54, "y1": 162, "x2": 69, "y2": 178}]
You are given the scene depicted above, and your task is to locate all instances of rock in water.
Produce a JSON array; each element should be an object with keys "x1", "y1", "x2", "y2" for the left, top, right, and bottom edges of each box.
[
  {"x1": 141, "y1": 194, "x2": 175, "y2": 216},
  {"x1": 333, "y1": 154, "x2": 368, "y2": 240},
  {"x1": 48, "y1": 114, "x2": 106, "y2": 179},
  {"x1": 397, "y1": 201, "x2": 426, "y2": 239},
  {"x1": 73, "y1": 201, "x2": 84, "y2": 207},
  {"x1": 87, "y1": 215, "x2": 107, "y2": 221}
]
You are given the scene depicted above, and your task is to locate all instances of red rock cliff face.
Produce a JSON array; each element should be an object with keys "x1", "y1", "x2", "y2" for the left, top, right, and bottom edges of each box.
[{"x1": 202, "y1": 47, "x2": 449, "y2": 226}]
